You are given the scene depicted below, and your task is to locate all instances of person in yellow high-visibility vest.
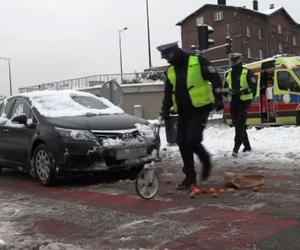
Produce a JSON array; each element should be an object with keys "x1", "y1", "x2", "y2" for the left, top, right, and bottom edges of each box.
[
  {"x1": 224, "y1": 53, "x2": 256, "y2": 157},
  {"x1": 157, "y1": 42, "x2": 223, "y2": 190}
]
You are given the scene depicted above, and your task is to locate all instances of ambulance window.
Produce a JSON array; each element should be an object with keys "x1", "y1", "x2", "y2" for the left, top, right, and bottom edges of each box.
[
  {"x1": 293, "y1": 68, "x2": 300, "y2": 80},
  {"x1": 277, "y1": 71, "x2": 300, "y2": 92}
]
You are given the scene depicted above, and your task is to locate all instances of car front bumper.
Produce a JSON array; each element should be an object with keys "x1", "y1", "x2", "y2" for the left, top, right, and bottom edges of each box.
[{"x1": 54, "y1": 139, "x2": 159, "y2": 173}]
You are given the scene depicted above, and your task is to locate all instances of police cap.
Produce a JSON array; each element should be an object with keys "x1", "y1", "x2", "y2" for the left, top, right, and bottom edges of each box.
[
  {"x1": 230, "y1": 53, "x2": 243, "y2": 61},
  {"x1": 157, "y1": 42, "x2": 179, "y2": 57}
]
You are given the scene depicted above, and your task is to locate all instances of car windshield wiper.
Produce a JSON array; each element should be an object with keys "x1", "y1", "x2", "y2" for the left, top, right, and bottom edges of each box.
[{"x1": 85, "y1": 112, "x2": 97, "y2": 117}]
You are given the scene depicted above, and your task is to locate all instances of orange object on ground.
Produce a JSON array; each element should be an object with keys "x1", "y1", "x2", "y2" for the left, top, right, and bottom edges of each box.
[
  {"x1": 209, "y1": 187, "x2": 217, "y2": 194},
  {"x1": 190, "y1": 186, "x2": 201, "y2": 198},
  {"x1": 192, "y1": 186, "x2": 201, "y2": 194}
]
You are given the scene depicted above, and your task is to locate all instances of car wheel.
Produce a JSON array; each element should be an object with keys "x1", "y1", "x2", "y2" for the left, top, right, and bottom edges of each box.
[{"x1": 33, "y1": 144, "x2": 56, "y2": 186}]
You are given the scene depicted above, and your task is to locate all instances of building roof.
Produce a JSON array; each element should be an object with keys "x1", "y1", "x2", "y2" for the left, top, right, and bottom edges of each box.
[{"x1": 176, "y1": 4, "x2": 300, "y2": 27}]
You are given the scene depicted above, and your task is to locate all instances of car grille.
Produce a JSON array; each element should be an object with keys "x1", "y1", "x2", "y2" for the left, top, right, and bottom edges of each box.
[{"x1": 91, "y1": 129, "x2": 140, "y2": 142}]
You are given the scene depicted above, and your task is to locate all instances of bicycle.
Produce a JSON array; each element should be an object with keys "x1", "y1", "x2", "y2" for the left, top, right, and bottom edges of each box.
[{"x1": 135, "y1": 117, "x2": 162, "y2": 200}]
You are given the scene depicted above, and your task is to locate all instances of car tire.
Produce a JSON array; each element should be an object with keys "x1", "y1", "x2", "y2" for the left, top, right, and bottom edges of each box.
[{"x1": 33, "y1": 144, "x2": 56, "y2": 186}]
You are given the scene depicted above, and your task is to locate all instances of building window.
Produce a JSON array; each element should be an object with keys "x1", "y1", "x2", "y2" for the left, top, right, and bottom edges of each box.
[
  {"x1": 258, "y1": 29, "x2": 263, "y2": 40},
  {"x1": 247, "y1": 48, "x2": 252, "y2": 58},
  {"x1": 278, "y1": 24, "x2": 282, "y2": 34},
  {"x1": 226, "y1": 24, "x2": 230, "y2": 37},
  {"x1": 293, "y1": 36, "x2": 297, "y2": 46},
  {"x1": 259, "y1": 49, "x2": 264, "y2": 59},
  {"x1": 279, "y1": 43, "x2": 283, "y2": 53},
  {"x1": 247, "y1": 26, "x2": 251, "y2": 37},
  {"x1": 196, "y1": 16, "x2": 204, "y2": 26},
  {"x1": 286, "y1": 35, "x2": 289, "y2": 43},
  {"x1": 214, "y1": 12, "x2": 223, "y2": 21}
]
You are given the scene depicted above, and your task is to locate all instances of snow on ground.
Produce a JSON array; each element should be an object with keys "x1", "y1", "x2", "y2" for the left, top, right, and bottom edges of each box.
[
  {"x1": 160, "y1": 121, "x2": 300, "y2": 170},
  {"x1": 0, "y1": 193, "x2": 83, "y2": 249},
  {"x1": 1, "y1": 121, "x2": 300, "y2": 247}
]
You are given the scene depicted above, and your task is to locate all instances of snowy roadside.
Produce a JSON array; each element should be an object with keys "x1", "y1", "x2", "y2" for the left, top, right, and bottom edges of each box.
[
  {"x1": 1, "y1": 122, "x2": 300, "y2": 248},
  {"x1": 160, "y1": 122, "x2": 300, "y2": 170}
]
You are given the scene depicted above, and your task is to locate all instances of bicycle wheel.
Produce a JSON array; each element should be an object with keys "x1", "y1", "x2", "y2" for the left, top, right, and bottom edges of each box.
[{"x1": 135, "y1": 168, "x2": 159, "y2": 200}]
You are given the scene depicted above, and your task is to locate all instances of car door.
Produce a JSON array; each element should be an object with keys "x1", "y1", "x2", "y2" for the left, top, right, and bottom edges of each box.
[
  {"x1": 0, "y1": 98, "x2": 16, "y2": 165},
  {"x1": 0, "y1": 101, "x2": 6, "y2": 163},
  {"x1": 1, "y1": 98, "x2": 37, "y2": 166}
]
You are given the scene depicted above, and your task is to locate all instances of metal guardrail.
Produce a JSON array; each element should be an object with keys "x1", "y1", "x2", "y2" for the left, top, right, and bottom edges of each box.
[
  {"x1": 19, "y1": 71, "x2": 166, "y2": 93},
  {"x1": 19, "y1": 58, "x2": 231, "y2": 94}
]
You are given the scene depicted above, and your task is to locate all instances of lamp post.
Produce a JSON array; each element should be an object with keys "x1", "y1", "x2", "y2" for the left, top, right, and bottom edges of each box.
[
  {"x1": 0, "y1": 57, "x2": 12, "y2": 96},
  {"x1": 118, "y1": 27, "x2": 128, "y2": 83},
  {"x1": 145, "y1": 0, "x2": 152, "y2": 68}
]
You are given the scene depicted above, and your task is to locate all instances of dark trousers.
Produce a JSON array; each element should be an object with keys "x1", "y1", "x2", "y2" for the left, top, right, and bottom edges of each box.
[
  {"x1": 230, "y1": 102, "x2": 251, "y2": 152},
  {"x1": 176, "y1": 110, "x2": 211, "y2": 183}
]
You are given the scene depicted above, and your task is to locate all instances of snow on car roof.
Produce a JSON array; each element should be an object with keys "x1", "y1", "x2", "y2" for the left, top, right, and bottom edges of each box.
[{"x1": 19, "y1": 90, "x2": 124, "y2": 118}]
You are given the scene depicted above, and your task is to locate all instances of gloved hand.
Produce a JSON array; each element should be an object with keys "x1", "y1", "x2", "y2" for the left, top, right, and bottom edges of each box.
[
  {"x1": 159, "y1": 112, "x2": 170, "y2": 121},
  {"x1": 230, "y1": 89, "x2": 241, "y2": 96},
  {"x1": 214, "y1": 99, "x2": 224, "y2": 111}
]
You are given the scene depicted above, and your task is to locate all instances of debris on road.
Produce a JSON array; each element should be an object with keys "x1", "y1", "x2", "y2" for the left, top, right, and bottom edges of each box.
[{"x1": 224, "y1": 171, "x2": 265, "y2": 189}]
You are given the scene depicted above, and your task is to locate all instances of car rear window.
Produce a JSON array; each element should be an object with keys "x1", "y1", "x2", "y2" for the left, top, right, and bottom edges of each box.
[{"x1": 71, "y1": 96, "x2": 108, "y2": 110}]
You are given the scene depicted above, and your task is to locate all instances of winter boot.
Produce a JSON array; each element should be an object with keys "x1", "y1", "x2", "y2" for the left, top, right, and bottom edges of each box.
[
  {"x1": 242, "y1": 146, "x2": 252, "y2": 152},
  {"x1": 176, "y1": 177, "x2": 196, "y2": 190}
]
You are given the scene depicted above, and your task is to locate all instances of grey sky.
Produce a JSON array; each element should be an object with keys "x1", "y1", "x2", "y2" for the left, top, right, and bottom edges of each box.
[{"x1": 0, "y1": 0, "x2": 299, "y2": 96}]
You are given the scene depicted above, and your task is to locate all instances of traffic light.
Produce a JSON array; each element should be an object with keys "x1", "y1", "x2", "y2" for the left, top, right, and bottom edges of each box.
[
  {"x1": 225, "y1": 37, "x2": 232, "y2": 54},
  {"x1": 197, "y1": 25, "x2": 214, "y2": 50}
]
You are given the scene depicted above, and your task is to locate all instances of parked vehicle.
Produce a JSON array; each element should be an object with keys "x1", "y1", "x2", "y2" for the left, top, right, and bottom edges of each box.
[
  {"x1": 0, "y1": 90, "x2": 160, "y2": 185},
  {"x1": 223, "y1": 55, "x2": 300, "y2": 126}
]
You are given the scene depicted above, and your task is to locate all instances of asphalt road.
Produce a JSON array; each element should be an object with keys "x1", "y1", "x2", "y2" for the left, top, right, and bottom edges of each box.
[{"x1": 0, "y1": 160, "x2": 299, "y2": 250}]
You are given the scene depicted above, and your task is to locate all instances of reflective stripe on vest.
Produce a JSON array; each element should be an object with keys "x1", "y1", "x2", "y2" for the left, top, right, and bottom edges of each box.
[
  {"x1": 225, "y1": 68, "x2": 253, "y2": 101},
  {"x1": 167, "y1": 55, "x2": 214, "y2": 113}
]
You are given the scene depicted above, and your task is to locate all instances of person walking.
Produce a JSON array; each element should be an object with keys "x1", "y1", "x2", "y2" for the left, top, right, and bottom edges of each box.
[
  {"x1": 157, "y1": 42, "x2": 223, "y2": 190},
  {"x1": 224, "y1": 53, "x2": 256, "y2": 157}
]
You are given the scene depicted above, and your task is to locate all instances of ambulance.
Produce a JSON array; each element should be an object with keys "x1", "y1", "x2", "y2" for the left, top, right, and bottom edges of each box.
[{"x1": 223, "y1": 55, "x2": 300, "y2": 126}]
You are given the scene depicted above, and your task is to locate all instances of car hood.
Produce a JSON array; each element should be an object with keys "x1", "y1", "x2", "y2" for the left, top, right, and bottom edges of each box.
[{"x1": 46, "y1": 113, "x2": 147, "y2": 131}]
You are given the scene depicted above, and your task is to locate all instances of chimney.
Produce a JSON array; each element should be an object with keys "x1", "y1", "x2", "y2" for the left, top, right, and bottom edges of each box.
[
  {"x1": 253, "y1": 0, "x2": 258, "y2": 11},
  {"x1": 218, "y1": 0, "x2": 226, "y2": 5},
  {"x1": 270, "y1": 4, "x2": 275, "y2": 9}
]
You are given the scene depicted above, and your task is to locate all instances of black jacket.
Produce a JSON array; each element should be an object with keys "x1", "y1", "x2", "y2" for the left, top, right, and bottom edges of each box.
[
  {"x1": 162, "y1": 51, "x2": 223, "y2": 115},
  {"x1": 224, "y1": 63, "x2": 257, "y2": 107}
]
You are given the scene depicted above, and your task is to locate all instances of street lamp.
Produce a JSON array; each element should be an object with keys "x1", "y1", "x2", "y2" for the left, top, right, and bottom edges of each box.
[
  {"x1": 145, "y1": 0, "x2": 152, "y2": 68},
  {"x1": 118, "y1": 27, "x2": 128, "y2": 83},
  {"x1": 0, "y1": 57, "x2": 12, "y2": 96}
]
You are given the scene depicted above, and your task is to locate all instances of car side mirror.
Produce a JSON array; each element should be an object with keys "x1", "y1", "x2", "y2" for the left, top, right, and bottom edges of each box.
[{"x1": 12, "y1": 114, "x2": 28, "y2": 125}]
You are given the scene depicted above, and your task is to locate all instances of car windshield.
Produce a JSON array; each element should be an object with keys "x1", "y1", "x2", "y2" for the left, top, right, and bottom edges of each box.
[
  {"x1": 71, "y1": 96, "x2": 109, "y2": 110},
  {"x1": 21, "y1": 90, "x2": 124, "y2": 118}
]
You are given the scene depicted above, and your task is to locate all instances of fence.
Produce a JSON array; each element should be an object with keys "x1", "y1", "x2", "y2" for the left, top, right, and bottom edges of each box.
[{"x1": 19, "y1": 71, "x2": 165, "y2": 93}]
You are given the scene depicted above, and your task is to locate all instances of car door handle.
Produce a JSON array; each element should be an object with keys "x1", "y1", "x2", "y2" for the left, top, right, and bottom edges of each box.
[{"x1": 3, "y1": 128, "x2": 10, "y2": 133}]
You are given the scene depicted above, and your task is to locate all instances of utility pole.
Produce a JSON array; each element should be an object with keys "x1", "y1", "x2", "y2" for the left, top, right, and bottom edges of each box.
[
  {"x1": 118, "y1": 27, "x2": 128, "y2": 83},
  {"x1": 146, "y1": 0, "x2": 152, "y2": 68},
  {"x1": 0, "y1": 57, "x2": 12, "y2": 96}
]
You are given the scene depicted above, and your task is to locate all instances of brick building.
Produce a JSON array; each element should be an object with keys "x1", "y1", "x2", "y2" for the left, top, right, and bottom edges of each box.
[{"x1": 177, "y1": 0, "x2": 300, "y2": 62}]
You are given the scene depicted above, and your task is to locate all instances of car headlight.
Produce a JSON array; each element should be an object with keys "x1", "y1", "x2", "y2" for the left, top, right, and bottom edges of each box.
[
  {"x1": 55, "y1": 127, "x2": 96, "y2": 141},
  {"x1": 147, "y1": 122, "x2": 156, "y2": 134}
]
